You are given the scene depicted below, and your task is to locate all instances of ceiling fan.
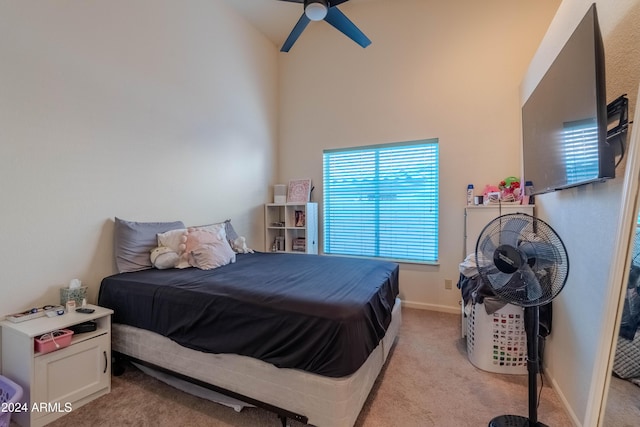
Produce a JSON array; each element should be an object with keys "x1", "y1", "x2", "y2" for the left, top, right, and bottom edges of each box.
[{"x1": 278, "y1": 0, "x2": 372, "y2": 52}]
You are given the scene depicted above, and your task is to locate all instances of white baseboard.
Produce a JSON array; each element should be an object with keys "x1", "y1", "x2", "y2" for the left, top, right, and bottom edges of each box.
[
  {"x1": 401, "y1": 300, "x2": 460, "y2": 314},
  {"x1": 546, "y1": 369, "x2": 580, "y2": 426}
]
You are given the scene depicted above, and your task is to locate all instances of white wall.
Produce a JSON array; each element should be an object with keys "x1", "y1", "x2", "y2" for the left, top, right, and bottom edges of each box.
[
  {"x1": 520, "y1": 0, "x2": 640, "y2": 425},
  {"x1": 0, "y1": 1, "x2": 278, "y2": 316},
  {"x1": 278, "y1": 0, "x2": 561, "y2": 311}
]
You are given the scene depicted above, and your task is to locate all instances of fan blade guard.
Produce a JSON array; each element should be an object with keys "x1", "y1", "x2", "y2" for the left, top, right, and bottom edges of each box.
[
  {"x1": 486, "y1": 270, "x2": 513, "y2": 290},
  {"x1": 522, "y1": 264, "x2": 543, "y2": 302},
  {"x1": 519, "y1": 240, "x2": 561, "y2": 269},
  {"x1": 474, "y1": 213, "x2": 569, "y2": 306},
  {"x1": 498, "y1": 216, "x2": 529, "y2": 247}
]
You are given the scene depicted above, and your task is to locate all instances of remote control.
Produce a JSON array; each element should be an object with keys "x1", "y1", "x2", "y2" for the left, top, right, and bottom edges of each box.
[{"x1": 76, "y1": 308, "x2": 95, "y2": 314}]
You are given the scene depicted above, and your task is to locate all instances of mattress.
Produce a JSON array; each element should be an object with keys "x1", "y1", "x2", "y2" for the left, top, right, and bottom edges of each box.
[
  {"x1": 112, "y1": 298, "x2": 402, "y2": 427},
  {"x1": 99, "y1": 252, "x2": 399, "y2": 377}
]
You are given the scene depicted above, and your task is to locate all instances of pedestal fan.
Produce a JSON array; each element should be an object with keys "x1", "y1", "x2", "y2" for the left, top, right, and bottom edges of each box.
[{"x1": 475, "y1": 213, "x2": 569, "y2": 427}]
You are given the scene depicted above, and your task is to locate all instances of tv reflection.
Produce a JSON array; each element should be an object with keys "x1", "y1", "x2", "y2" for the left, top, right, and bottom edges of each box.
[{"x1": 561, "y1": 117, "x2": 599, "y2": 185}]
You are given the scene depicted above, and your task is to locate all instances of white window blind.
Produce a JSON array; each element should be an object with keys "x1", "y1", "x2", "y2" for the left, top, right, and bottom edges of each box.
[{"x1": 323, "y1": 139, "x2": 439, "y2": 263}]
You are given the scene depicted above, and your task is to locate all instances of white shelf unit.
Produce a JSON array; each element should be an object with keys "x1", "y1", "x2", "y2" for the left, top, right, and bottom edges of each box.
[
  {"x1": 461, "y1": 204, "x2": 535, "y2": 338},
  {"x1": 1, "y1": 304, "x2": 112, "y2": 427},
  {"x1": 265, "y1": 202, "x2": 318, "y2": 254}
]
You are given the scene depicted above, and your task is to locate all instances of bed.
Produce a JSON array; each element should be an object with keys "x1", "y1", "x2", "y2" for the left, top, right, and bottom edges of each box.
[{"x1": 99, "y1": 233, "x2": 401, "y2": 427}]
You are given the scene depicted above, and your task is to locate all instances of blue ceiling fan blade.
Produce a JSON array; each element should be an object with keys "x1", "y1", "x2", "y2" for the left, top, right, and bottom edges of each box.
[
  {"x1": 324, "y1": 6, "x2": 371, "y2": 48},
  {"x1": 281, "y1": 13, "x2": 311, "y2": 52}
]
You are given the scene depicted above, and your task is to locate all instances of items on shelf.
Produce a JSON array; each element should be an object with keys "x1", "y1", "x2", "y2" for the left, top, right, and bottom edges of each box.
[
  {"x1": 466, "y1": 177, "x2": 535, "y2": 205},
  {"x1": 466, "y1": 184, "x2": 474, "y2": 205},
  {"x1": 287, "y1": 179, "x2": 312, "y2": 203},
  {"x1": 264, "y1": 203, "x2": 318, "y2": 254},
  {"x1": 272, "y1": 236, "x2": 285, "y2": 252},
  {"x1": 292, "y1": 238, "x2": 306, "y2": 252}
]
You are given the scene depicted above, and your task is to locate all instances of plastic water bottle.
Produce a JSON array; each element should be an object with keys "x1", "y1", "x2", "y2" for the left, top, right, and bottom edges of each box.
[
  {"x1": 524, "y1": 181, "x2": 535, "y2": 205},
  {"x1": 466, "y1": 184, "x2": 474, "y2": 205}
]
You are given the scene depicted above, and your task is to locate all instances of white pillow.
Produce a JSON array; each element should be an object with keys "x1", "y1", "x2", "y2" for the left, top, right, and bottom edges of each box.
[{"x1": 196, "y1": 223, "x2": 226, "y2": 238}]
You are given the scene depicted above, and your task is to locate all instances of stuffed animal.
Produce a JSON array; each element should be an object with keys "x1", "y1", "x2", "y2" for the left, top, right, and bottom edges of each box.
[
  {"x1": 231, "y1": 236, "x2": 254, "y2": 254},
  {"x1": 150, "y1": 246, "x2": 180, "y2": 269},
  {"x1": 157, "y1": 228, "x2": 189, "y2": 268}
]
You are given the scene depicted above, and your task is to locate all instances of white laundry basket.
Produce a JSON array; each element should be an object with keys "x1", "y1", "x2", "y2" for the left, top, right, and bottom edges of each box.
[
  {"x1": 0, "y1": 375, "x2": 23, "y2": 427},
  {"x1": 466, "y1": 302, "x2": 527, "y2": 374}
]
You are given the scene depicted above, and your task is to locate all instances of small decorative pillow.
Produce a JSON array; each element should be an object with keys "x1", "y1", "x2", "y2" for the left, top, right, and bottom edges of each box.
[
  {"x1": 196, "y1": 220, "x2": 253, "y2": 253},
  {"x1": 150, "y1": 247, "x2": 180, "y2": 270},
  {"x1": 195, "y1": 220, "x2": 239, "y2": 248},
  {"x1": 194, "y1": 222, "x2": 225, "y2": 238},
  {"x1": 157, "y1": 228, "x2": 190, "y2": 269},
  {"x1": 185, "y1": 227, "x2": 236, "y2": 270}
]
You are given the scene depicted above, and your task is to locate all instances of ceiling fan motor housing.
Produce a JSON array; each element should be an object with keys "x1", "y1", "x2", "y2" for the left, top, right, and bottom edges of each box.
[{"x1": 305, "y1": 0, "x2": 329, "y2": 21}]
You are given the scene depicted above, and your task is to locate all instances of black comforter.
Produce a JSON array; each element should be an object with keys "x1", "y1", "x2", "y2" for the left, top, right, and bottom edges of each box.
[{"x1": 99, "y1": 252, "x2": 399, "y2": 377}]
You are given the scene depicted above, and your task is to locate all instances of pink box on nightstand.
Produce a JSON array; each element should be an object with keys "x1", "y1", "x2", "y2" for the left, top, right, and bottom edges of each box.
[{"x1": 34, "y1": 329, "x2": 74, "y2": 354}]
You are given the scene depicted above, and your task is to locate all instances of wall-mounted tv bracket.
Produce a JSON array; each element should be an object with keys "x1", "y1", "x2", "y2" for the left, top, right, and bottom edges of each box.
[{"x1": 607, "y1": 94, "x2": 631, "y2": 167}]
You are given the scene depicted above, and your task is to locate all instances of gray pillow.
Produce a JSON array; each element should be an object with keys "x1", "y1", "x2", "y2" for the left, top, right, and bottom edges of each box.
[
  {"x1": 114, "y1": 217, "x2": 185, "y2": 273},
  {"x1": 224, "y1": 219, "x2": 239, "y2": 243}
]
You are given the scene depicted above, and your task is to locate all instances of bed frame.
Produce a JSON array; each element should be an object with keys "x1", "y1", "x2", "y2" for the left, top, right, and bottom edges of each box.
[{"x1": 112, "y1": 298, "x2": 402, "y2": 427}]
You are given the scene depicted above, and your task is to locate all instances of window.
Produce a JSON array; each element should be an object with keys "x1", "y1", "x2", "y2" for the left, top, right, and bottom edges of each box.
[{"x1": 323, "y1": 139, "x2": 439, "y2": 263}]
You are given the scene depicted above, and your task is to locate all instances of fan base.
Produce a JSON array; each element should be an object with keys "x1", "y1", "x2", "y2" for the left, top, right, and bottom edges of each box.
[{"x1": 488, "y1": 415, "x2": 549, "y2": 427}]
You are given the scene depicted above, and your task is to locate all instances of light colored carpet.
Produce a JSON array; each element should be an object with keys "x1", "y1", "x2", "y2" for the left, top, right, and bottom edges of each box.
[
  {"x1": 603, "y1": 375, "x2": 640, "y2": 426},
  {"x1": 44, "y1": 308, "x2": 573, "y2": 426}
]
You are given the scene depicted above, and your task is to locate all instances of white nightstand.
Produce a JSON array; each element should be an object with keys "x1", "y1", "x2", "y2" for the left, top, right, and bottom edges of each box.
[{"x1": 1, "y1": 304, "x2": 112, "y2": 427}]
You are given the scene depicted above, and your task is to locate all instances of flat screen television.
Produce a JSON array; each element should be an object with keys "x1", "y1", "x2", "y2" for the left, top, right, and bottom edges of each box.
[{"x1": 522, "y1": 3, "x2": 613, "y2": 196}]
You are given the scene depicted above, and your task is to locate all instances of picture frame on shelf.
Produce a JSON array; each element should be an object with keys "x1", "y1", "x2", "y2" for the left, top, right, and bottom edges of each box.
[
  {"x1": 295, "y1": 210, "x2": 305, "y2": 227},
  {"x1": 287, "y1": 179, "x2": 312, "y2": 203}
]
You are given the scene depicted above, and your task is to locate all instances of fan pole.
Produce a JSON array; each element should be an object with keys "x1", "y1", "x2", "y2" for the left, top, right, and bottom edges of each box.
[{"x1": 525, "y1": 305, "x2": 541, "y2": 425}]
